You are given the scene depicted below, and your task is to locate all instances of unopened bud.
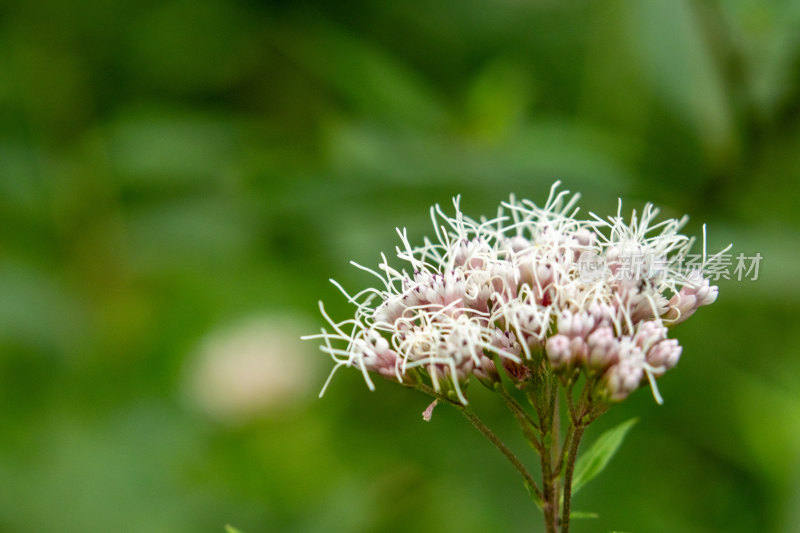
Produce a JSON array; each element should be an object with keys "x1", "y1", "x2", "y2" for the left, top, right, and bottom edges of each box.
[
  {"x1": 546, "y1": 334, "x2": 572, "y2": 369},
  {"x1": 586, "y1": 326, "x2": 618, "y2": 369},
  {"x1": 646, "y1": 339, "x2": 682, "y2": 377},
  {"x1": 634, "y1": 320, "x2": 667, "y2": 351},
  {"x1": 557, "y1": 311, "x2": 595, "y2": 338},
  {"x1": 602, "y1": 357, "x2": 644, "y2": 401}
]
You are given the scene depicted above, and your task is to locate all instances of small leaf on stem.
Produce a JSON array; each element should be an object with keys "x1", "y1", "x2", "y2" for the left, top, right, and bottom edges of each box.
[{"x1": 572, "y1": 418, "x2": 638, "y2": 494}]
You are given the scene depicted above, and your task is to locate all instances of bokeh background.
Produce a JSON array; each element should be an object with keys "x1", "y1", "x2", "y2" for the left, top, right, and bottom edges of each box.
[{"x1": 2, "y1": 0, "x2": 800, "y2": 532}]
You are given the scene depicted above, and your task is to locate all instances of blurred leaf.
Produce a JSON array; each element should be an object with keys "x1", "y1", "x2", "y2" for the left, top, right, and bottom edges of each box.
[
  {"x1": 503, "y1": 122, "x2": 637, "y2": 190},
  {"x1": 0, "y1": 262, "x2": 87, "y2": 352},
  {"x1": 327, "y1": 120, "x2": 634, "y2": 192},
  {"x1": 727, "y1": 364, "x2": 800, "y2": 482},
  {"x1": 123, "y1": 197, "x2": 254, "y2": 274},
  {"x1": 570, "y1": 511, "x2": 599, "y2": 519},
  {"x1": 0, "y1": 405, "x2": 226, "y2": 533},
  {"x1": 573, "y1": 418, "x2": 638, "y2": 494},
  {"x1": 579, "y1": 1, "x2": 650, "y2": 137},
  {"x1": 124, "y1": 0, "x2": 261, "y2": 93},
  {"x1": 0, "y1": 143, "x2": 49, "y2": 217},
  {"x1": 274, "y1": 12, "x2": 447, "y2": 129},
  {"x1": 711, "y1": 226, "x2": 800, "y2": 301},
  {"x1": 625, "y1": 0, "x2": 734, "y2": 160},
  {"x1": 464, "y1": 57, "x2": 534, "y2": 141},
  {"x1": 225, "y1": 526, "x2": 245, "y2": 533},
  {"x1": 105, "y1": 109, "x2": 240, "y2": 185},
  {"x1": 719, "y1": 0, "x2": 800, "y2": 119}
]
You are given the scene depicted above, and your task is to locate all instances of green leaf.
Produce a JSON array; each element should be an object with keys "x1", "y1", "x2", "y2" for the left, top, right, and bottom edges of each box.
[
  {"x1": 225, "y1": 526, "x2": 244, "y2": 533},
  {"x1": 274, "y1": 13, "x2": 446, "y2": 129},
  {"x1": 572, "y1": 418, "x2": 638, "y2": 494},
  {"x1": 570, "y1": 511, "x2": 599, "y2": 519},
  {"x1": 624, "y1": 0, "x2": 734, "y2": 156}
]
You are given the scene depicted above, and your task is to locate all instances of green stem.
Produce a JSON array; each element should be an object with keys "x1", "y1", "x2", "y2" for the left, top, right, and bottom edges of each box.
[
  {"x1": 541, "y1": 447, "x2": 557, "y2": 533},
  {"x1": 412, "y1": 382, "x2": 543, "y2": 504},
  {"x1": 538, "y1": 377, "x2": 558, "y2": 533},
  {"x1": 560, "y1": 379, "x2": 606, "y2": 533},
  {"x1": 413, "y1": 382, "x2": 460, "y2": 405},
  {"x1": 459, "y1": 407, "x2": 543, "y2": 504},
  {"x1": 554, "y1": 415, "x2": 573, "y2": 477},
  {"x1": 560, "y1": 423, "x2": 585, "y2": 533},
  {"x1": 501, "y1": 386, "x2": 541, "y2": 431},
  {"x1": 499, "y1": 387, "x2": 543, "y2": 454},
  {"x1": 550, "y1": 388, "x2": 561, "y2": 466}
]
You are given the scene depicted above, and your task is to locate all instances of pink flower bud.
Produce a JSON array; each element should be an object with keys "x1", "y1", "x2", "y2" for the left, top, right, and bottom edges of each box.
[
  {"x1": 685, "y1": 278, "x2": 718, "y2": 306},
  {"x1": 546, "y1": 334, "x2": 572, "y2": 369},
  {"x1": 588, "y1": 302, "x2": 616, "y2": 327},
  {"x1": 664, "y1": 278, "x2": 718, "y2": 324},
  {"x1": 646, "y1": 339, "x2": 682, "y2": 376},
  {"x1": 569, "y1": 336, "x2": 588, "y2": 365},
  {"x1": 557, "y1": 311, "x2": 595, "y2": 338},
  {"x1": 586, "y1": 326, "x2": 619, "y2": 369},
  {"x1": 664, "y1": 289, "x2": 697, "y2": 323},
  {"x1": 364, "y1": 348, "x2": 401, "y2": 381},
  {"x1": 353, "y1": 329, "x2": 401, "y2": 382},
  {"x1": 602, "y1": 357, "x2": 644, "y2": 401},
  {"x1": 634, "y1": 320, "x2": 667, "y2": 351},
  {"x1": 509, "y1": 303, "x2": 546, "y2": 347}
]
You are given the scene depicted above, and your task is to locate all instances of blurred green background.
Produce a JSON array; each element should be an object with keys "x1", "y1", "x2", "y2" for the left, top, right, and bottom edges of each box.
[{"x1": 1, "y1": 0, "x2": 800, "y2": 532}]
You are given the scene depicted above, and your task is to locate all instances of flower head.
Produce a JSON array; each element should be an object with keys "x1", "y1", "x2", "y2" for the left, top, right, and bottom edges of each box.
[{"x1": 303, "y1": 182, "x2": 728, "y2": 404}]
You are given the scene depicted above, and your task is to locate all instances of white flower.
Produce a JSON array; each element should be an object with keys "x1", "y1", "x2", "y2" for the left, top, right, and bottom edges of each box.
[{"x1": 304, "y1": 182, "x2": 727, "y2": 405}]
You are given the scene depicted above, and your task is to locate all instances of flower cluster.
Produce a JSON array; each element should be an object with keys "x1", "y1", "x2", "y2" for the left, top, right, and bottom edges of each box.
[{"x1": 304, "y1": 183, "x2": 727, "y2": 405}]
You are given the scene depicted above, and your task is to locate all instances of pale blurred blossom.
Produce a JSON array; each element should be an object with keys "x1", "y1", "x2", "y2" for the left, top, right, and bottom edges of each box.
[{"x1": 186, "y1": 315, "x2": 316, "y2": 423}]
